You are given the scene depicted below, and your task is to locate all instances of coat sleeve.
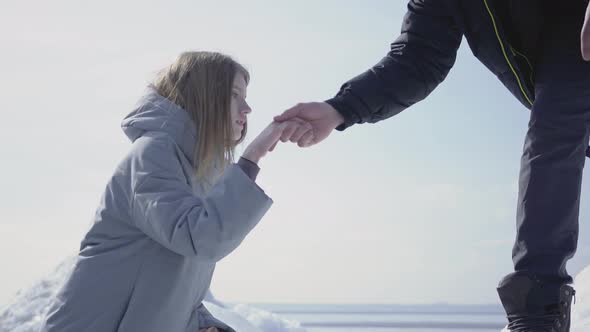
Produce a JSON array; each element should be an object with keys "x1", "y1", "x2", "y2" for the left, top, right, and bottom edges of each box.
[
  {"x1": 195, "y1": 303, "x2": 235, "y2": 332},
  {"x1": 326, "y1": 0, "x2": 463, "y2": 130},
  {"x1": 129, "y1": 135, "x2": 273, "y2": 261}
]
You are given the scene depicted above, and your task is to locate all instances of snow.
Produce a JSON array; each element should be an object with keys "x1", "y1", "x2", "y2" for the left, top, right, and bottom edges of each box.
[
  {"x1": 0, "y1": 257, "x2": 304, "y2": 332},
  {"x1": 572, "y1": 265, "x2": 590, "y2": 331},
  {"x1": 4, "y1": 255, "x2": 590, "y2": 332}
]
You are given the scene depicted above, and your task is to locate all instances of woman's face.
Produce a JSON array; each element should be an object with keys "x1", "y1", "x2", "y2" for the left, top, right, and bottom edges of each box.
[{"x1": 230, "y1": 73, "x2": 251, "y2": 142}]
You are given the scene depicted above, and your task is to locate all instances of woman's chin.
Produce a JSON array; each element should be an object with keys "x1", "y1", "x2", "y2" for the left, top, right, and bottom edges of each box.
[{"x1": 233, "y1": 130, "x2": 244, "y2": 142}]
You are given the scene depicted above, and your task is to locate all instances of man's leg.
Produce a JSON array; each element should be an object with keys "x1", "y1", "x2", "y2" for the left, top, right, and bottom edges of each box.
[{"x1": 498, "y1": 1, "x2": 590, "y2": 331}]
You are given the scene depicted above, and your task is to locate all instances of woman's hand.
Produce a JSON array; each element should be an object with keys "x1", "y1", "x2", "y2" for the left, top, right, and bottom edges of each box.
[
  {"x1": 242, "y1": 120, "x2": 312, "y2": 164},
  {"x1": 199, "y1": 328, "x2": 220, "y2": 332}
]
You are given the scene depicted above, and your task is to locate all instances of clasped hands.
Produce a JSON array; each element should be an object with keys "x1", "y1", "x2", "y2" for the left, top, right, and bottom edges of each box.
[{"x1": 241, "y1": 102, "x2": 344, "y2": 164}]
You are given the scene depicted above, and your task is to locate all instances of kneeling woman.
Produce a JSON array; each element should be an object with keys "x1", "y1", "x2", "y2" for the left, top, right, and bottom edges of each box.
[{"x1": 40, "y1": 51, "x2": 304, "y2": 332}]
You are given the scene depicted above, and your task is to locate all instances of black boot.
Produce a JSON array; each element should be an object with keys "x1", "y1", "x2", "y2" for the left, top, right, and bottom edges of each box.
[{"x1": 497, "y1": 274, "x2": 575, "y2": 332}]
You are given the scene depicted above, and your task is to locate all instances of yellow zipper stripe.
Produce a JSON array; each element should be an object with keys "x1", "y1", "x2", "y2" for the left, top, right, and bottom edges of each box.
[
  {"x1": 483, "y1": 0, "x2": 533, "y2": 106},
  {"x1": 509, "y1": 45, "x2": 535, "y2": 86},
  {"x1": 509, "y1": 45, "x2": 533, "y2": 71}
]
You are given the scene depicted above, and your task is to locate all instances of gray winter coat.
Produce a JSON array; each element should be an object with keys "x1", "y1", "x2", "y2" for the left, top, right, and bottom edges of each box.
[{"x1": 39, "y1": 88, "x2": 273, "y2": 332}]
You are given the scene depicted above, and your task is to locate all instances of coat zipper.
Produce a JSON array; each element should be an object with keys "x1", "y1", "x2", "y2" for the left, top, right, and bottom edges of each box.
[{"x1": 483, "y1": 0, "x2": 534, "y2": 106}]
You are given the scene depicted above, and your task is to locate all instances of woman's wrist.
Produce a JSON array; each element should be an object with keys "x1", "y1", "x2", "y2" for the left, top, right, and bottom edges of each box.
[{"x1": 241, "y1": 150, "x2": 260, "y2": 165}]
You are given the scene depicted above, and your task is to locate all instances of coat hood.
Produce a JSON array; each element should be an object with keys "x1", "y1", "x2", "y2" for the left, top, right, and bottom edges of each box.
[{"x1": 121, "y1": 87, "x2": 198, "y2": 162}]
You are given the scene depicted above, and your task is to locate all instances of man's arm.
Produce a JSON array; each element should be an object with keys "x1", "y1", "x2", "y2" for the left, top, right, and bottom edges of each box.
[
  {"x1": 327, "y1": 0, "x2": 463, "y2": 131},
  {"x1": 275, "y1": 0, "x2": 464, "y2": 147}
]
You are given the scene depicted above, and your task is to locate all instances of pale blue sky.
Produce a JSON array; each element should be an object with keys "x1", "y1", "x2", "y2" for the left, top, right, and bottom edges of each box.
[{"x1": 2, "y1": 0, "x2": 590, "y2": 306}]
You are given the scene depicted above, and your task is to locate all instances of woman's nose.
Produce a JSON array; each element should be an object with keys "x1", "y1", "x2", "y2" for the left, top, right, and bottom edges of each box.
[{"x1": 240, "y1": 100, "x2": 252, "y2": 114}]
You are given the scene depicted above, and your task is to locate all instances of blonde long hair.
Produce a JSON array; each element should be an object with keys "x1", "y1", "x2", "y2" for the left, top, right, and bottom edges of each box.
[{"x1": 152, "y1": 51, "x2": 250, "y2": 184}]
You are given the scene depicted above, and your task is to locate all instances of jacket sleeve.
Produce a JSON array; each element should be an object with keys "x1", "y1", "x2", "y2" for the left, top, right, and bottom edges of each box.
[
  {"x1": 129, "y1": 135, "x2": 273, "y2": 261},
  {"x1": 326, "y1": 0, "x2": 463, "y2": 130}
]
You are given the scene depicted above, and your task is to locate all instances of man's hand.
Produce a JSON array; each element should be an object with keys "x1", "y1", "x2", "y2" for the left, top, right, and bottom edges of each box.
[
  {"x1": 274, "y1": 102, "x2": 344, "y2": 148},
  {"x1": 582, "y1": 1, "x2": 590, "y2": 60}
]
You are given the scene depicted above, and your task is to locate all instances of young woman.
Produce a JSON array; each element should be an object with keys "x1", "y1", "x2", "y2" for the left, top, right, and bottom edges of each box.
[{"x1": 40, "y1": 51, "x2": 307, "y2": 332}]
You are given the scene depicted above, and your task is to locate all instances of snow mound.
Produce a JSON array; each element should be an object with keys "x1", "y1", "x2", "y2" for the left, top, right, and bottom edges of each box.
[{"x1": 0, "y1": 257, "x2": 304, "y2": 332}]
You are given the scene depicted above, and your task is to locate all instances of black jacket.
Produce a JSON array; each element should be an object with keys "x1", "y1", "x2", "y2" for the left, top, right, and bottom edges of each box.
[{"x1": 326, "y1": 0, "x2": 547, "y2": 131}]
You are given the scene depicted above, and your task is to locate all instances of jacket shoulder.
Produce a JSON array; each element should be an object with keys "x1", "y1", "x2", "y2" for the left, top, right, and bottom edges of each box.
[{"x1": 117, "y1": 133, "x2": 188, "y2": 193}]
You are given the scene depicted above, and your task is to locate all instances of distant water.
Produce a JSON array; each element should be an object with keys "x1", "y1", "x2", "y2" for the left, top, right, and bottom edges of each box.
[{"x1": 251, "y1": 303, "x2": 507, "y2": 332}]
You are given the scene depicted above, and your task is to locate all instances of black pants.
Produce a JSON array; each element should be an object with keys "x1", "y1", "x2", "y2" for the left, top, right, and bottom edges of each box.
[{"x1": 503, "y1": 1, "x2": 590, "y2": 291}]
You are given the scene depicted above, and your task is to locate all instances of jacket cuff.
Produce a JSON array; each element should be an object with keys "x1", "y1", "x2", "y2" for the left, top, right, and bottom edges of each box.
[
  {"x1": 325, "y1": 94, "x2": 363, "y2": 131},
  {"x1": 237, "y1": 157, "x2": 260, "y2": 181}
]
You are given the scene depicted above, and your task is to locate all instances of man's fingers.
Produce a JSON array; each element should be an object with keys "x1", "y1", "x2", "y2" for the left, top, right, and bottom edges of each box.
[
  {"x1": 289, "y1": 121, "x2": 313, "y2": 143},
  {"x1": 274, "y1": 104, "x2": 302, "y2": 122},
  {"x1": 279, "y1": 118, "x2": 313, "y2": 142},
  {"x1": 279, "y1": 121, "x2": 302, "y2": 142},
  {"x1": 298, "y1": 130, "x2": 315, "y2": 148}
]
